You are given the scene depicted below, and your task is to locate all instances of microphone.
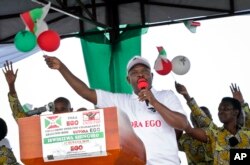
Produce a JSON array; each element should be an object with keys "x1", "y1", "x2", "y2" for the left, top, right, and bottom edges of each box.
[
  {"x1": 137, "y1": 78, "x2": 149, "y2": 106},
  {"x1": 26, "y1": 102, "x2": 55, "y2": 116},
  {"x1": 26, "y1": 106, "x2": 47, "y2": 116}
]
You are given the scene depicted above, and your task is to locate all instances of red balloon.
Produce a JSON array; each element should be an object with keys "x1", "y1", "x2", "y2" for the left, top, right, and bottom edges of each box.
[
  {"x1": 37, "y1": 30, "x2": 60, "y2": 52},
  {"x1": 156, "y1": 59, "x2": 172, "y2": 75}
]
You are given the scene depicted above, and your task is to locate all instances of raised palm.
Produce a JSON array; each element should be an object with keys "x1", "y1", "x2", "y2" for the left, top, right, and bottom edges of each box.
[
  {"x1": 230, "y1": 83, "x2": 244, "y2": 103},
  {"x1": 2, "y1": 61, "x2": 18, "y2": 85}
]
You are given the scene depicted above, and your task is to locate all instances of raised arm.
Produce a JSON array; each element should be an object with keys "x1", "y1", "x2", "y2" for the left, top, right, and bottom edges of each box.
[
  {"x1": 175, "y1": 81, "x2": 212, "y2": 128},
  {"x1": 230, "y1": 83, "x2": 250, "y2": 127},
  {"x1": 2, "y1": 61, "x2": 18, "y2": 95},
  {"x1": 44, "y1": 55, "x2": 97, "y2": 104},
  {"x1": 175, "y1": 81, "x2": 192, "y2": 102},
  {"x1": 2, "y1": 61, "x2": 27, "y2": 121},
  {"x1": 230, "y1": 83, "x2": 244, "y2": 104}
]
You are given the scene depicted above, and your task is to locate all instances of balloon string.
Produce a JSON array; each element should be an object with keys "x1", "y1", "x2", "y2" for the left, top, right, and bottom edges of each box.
[
  {"x1": 170, "y1": 72, "x2": 177, "y2": 82},
  {"x1": 39, "y1": 47, "x2": 45, "y2": 55},
  {"x1": 41, "y1": 49, "x2": 47, "y2": 57}
]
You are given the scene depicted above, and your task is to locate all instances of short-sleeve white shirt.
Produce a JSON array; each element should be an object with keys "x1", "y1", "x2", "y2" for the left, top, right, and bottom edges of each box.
[{"x1": 96, "y1": 88, "x2": 186, "y2": 165}]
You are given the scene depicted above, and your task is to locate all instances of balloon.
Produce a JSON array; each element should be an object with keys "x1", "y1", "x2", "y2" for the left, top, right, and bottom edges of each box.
[
  {"x1": 154, "y1": 56, "x2": 172, "y2": 75},
  {"x1": 37, "y1": 30, "x2": 60, "y2": 52},
  {"x1": 14, "y1": 30, "x2": 37, "y2": 52},
  {"x1": 171, "y1": 55, "x2": 191, "y2": 75}
]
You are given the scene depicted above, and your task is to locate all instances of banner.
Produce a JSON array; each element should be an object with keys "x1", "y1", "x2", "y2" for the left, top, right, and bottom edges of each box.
[
  {"x1": 0, "y1": 44, "x2": 39, "y2": 68},
  {"x1": 40, "y1": 109, "x2": 107, "y2": 162},
  {"x1": 81, "y1": 27, "x2": 148, "y2": 94}
]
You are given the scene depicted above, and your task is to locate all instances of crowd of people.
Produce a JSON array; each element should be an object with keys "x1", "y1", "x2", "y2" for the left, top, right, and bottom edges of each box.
[
  {"x1": 1, "y1": 55, "x2": 250, "y2": 165},
  {"x1": 175, "y1": 82, "x2": 250, "y2": 164}
]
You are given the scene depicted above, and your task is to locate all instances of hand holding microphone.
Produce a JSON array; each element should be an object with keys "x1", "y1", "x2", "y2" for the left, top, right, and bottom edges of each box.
[{"x1": 137, "y1": 78, "x2": 149, "y2": 106}]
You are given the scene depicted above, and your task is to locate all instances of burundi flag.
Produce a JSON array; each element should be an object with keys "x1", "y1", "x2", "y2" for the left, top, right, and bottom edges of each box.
[
  {"x1": 44, "y1": 116, "x2": 62, "y2": 129},
  {"x1": 184, "y1": 20, "x2": 201, "y2": 33},
  {"x1": 20, "y1": 2, "x2": 51, "y2": 33}
]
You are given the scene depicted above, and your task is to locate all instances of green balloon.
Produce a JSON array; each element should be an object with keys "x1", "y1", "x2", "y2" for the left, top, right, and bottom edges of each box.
[{"x1": 14, "y1": 30, "x2": 37, "y2": 52}]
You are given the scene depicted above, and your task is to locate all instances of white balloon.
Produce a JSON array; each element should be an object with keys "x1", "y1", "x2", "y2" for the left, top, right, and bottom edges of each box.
[{"x1": 171, "y1": 55, "x2": 191, "y2": 75}]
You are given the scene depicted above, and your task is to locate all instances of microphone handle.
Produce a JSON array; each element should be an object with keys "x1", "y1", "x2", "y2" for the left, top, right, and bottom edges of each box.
[
  {"x1": 26, "y1": 106, "x2": 47, "y2": 116},
  {"x1": 140, "y1": 87, "x2": 149, "y2": 106}
]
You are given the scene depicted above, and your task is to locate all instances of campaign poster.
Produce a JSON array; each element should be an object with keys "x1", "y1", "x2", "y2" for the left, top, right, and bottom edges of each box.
[{"x1": 40, "y1": 109, "x2": 107, "y2": 162}]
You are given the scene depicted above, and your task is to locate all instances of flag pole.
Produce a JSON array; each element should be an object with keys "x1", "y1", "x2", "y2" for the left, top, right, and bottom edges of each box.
[{"x1": 31, "y1": 0, "x2": 110, "y2": 30}]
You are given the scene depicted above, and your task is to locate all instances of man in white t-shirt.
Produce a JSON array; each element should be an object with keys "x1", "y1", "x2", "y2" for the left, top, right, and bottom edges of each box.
[{"x1": 44, "y1": 55, "x2": 188, "y2": 165}]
